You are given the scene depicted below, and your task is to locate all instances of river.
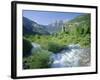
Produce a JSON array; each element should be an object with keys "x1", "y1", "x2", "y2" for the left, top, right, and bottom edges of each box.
[{"x1": 31, "y1": 43, "x2": 90, "y2": 68}]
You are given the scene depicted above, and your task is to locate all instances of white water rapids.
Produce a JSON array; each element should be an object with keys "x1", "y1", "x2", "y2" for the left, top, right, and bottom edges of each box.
[
  {"x1": 31, "y1": 43, "x2": 90, "y2": 68},
  {"x1": 50, "y1": 44, "x2": 90, "y2": 68}
]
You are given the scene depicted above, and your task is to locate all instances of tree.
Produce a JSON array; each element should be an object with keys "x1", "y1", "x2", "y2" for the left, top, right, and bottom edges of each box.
[{"x1": 23, "y1": 38, "x2": 32, "y2": 57}]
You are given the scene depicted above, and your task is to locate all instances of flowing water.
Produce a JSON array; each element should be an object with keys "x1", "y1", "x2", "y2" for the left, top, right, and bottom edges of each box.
[
  {"x1": 31, "y1": 42, "x2": 41, "y2": 53},
  {"x1": 50, "y1": 44, "x2": 90, "y2": 68},
  {"x1": 31, "y1": 43, "x2": 90, "y2": 68}
]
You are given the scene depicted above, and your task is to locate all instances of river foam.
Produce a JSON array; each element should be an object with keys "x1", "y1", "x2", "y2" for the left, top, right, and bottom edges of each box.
[{"x1": 50, "y1": 44, "x2": 90, "y2": 68}]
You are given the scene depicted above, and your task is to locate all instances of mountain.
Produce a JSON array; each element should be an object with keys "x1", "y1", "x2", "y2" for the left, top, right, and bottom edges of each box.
[
  {"x1": 45, "y1": 14, "x2": 90, "y2": 34},
  {"x1": 23, "y1": 17, "x2": 50, "y2": 35},
  {"x1": 23, "y1": 14, "x2": 90, "y2": 36},
  {"x1": 68, "y1": 14, "x2": 90, "y2": 27},
  {"x1": 46, "y1": 20, "x2": 64, "y2": 34},
  {"x1": 63, "y1": 14, "x2": 91, "y2": 34},
  {"x1": 23, "y1": 17, "x2": 34, "y2": 35},
  {"x1": 69, "y1": 14, "x2": 90, "y2": 23}
]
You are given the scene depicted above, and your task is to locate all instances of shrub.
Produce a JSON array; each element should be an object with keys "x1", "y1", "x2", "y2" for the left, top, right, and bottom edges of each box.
[
  {"x1": 47, "y1": 42, "x2": 64, "y2": 53},
  {"x1": 23, "y1": 38, "x2": 32, "y2": 57},
  {"x1": 23, "y1": 49, "x2": 52, "y2": 69}
]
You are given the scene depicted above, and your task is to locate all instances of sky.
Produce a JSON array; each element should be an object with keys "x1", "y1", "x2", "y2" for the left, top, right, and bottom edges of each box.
[{"x1": 23, "y1": 10, "x2": 84, "y2": 25}]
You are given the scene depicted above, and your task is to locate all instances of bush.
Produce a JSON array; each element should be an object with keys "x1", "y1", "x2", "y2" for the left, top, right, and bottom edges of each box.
[
  {"x1": 23, "y1": 38, "x2": 32, "y2": 57},
  {"x1": 47, "y1": 42, "x2": 64, "y2": 53},
  {"x1": 23, "y1": 49, "x2": 52, "y2": 69}
]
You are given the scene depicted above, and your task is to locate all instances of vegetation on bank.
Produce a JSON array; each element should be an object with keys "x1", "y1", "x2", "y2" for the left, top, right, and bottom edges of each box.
[
  {"x1": 23, "y1": 38, "x2": 32, "y2": 57},
  {"x1": 23, "y1": 48, "x2": 52, "y2": 69},
  {"x1": 23, "y1": 14, "x2": 91, "y2": 69}
]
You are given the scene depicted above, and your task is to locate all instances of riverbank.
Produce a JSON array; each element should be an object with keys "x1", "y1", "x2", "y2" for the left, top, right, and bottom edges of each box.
[{"x1": 23, "y1": 42, "x2": 90, "y2": 69}]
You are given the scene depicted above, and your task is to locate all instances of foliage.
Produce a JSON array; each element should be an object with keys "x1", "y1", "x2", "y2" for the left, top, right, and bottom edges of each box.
[
  {"x1": 24, "y1": 14, "x2": 91, "y2": 48},
  {"x1": 47, "y1": 42, "x2": 64, "y2": 53},
  {"x1": 23, "y1": 14, "x2": 91, "y2": 69},
  {"x1": 23, "y1": 49, "x2": 52, "y2": 69},
  {"x1": 23, "y1": 38, "x2": 32, "y2": 57}
]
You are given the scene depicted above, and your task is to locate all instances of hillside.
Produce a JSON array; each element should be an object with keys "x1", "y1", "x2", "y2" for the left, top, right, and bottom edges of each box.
[
  {"x1": 23, "y1": 17, "x2": 50, "y2": 35},
  {"x1": 23, "y1": 14, "x2": 91, "y2": 69},
  {"x1": 63, "y1": 14, "x2": 91, "y2": 35}
]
